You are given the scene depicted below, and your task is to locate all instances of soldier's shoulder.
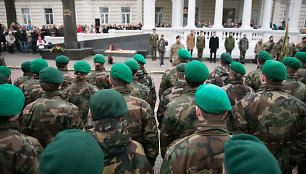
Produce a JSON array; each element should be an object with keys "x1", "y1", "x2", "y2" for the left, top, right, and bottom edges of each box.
[
  {"x1": 126, "y1": 95, "x2": 151, "y2": 109},
  {"x1": 129, "y1": 140, "x2": 146, "y2": 156}
]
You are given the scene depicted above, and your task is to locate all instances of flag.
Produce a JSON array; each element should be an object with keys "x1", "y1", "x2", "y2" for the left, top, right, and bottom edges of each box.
[{"x1": 280, "y1": 23, "x2": 289, "y2": 62}]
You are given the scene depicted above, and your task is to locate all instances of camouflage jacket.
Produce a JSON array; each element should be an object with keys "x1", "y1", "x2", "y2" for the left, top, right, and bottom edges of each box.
[
  {"x1": 294, "y1": 41, "x2": 306, "y2": 52},
  {"x1": 130, "y1": 76, "x2": 151, "y2": 104},
  {"x1": 297, "y1": 67, "x2": 306, "y2": 85},
  {"x1": 245, "y1": 65, "x2": 263, "y2": 92},
  {"x1": 160, "y1": 87, "x2": 198, "y2": 158},
  {"x1": 20, "y1": 74, "x2": 44, "y2": 107},
  {"x1": 238, "y1": 38, "x2": 249, "y2": 51},
  {"x1": 0, "y1": 120, "x2": 43, "y2": 174},
  {"x1": 136, "y1": 68, "x2": 157, "y2": 109},
  {"x1": 13, "y1": 72, "x2": 33, "y2": 88},
  {"x1": 87, "y1": 68, "x2": 110, "y2": 90},
  {"x1": 161, "y1": 120, "x2": 230, "y2": 174},
  {"x1": 262, "y1": 40, "x2": 276, "y2": 54},
  {"x1": 58, "y1": 68, "x2": 75, "y2": 90},
  {"x1": 231, "y1": 84, "x2": 306, "y2": 173},
  {"x1": 112, "y1": 86, "x2": 159, "y2": 166},
  {"x1": 159, "y1": 66, "x2": 177, "y2": 98},
  {"x1": 207, "y1": 65, "x2": 230, "y2": 87},
  {"x1": 63, "y1": 79, "x2": 99, "y2": 125},
  {"x1": 86, "y1": 119, "x2": 153, "y2": 174},
  {"x1": 157, "y1": 80, "x2": 188, "y2": 129},
  {"x1": 283, "y1": 75, "x2": 306, "y2": 103},
  {"x1": 169, "y1": 42, "x2": 185, "y2": 66},
  {"x1": 22, "y1": 90, "x2": 82, "y2": 147}
]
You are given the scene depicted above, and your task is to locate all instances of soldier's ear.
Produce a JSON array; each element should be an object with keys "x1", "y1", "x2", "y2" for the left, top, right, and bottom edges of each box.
[{"x1": 195, "y1": 106, "x2": 201, "y2": 118}]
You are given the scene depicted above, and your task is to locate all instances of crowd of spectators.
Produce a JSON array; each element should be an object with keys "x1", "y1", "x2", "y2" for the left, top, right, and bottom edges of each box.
[{"x1": 77, "y1": 23, "x2": 143, "y2": 33}]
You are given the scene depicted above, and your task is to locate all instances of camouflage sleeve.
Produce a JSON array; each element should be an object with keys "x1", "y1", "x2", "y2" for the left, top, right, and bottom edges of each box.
[
  {"x1": 141, "y1": 101, "x2": 159, "y2": 166},
  {"x1": 67, "y1": 104, "x2": 83, "y2": 129},
  {"x1": 21, "y1": 104, "x2": 35, "y2": 136},
  {"x1": 159, "y1": 72, "x2": 170, "y2": 98},
  {"x1": 148, "y1": 75, "x2": 157, "y2": 109},
  {"x1": 245, "y1": 72, "x2": 255, "y2": 90},
  {"x1": 160, "y1": 151, "x2": 172, "y2": 174},
  {"x1": 130, "y1": 141, "x2": 154, "y2": 174},
  {"x1": 157, "y1": 91, "x2": 168, "y2": 130},
  {"x1": 231, "y1": 99, "x2": 250, "y2": 135}
]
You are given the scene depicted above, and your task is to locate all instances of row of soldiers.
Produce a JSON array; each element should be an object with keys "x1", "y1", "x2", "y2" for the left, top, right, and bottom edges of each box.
[{"x1": 0, "y1": 49, "x2": 305, "y2": 173}]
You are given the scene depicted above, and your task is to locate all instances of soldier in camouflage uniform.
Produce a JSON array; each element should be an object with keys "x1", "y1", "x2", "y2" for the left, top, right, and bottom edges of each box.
[
  {"x1": 169, "y1": 35, "x2": 185, "y2": 66},
  {"x1": 159, "y1": 49, "x2": 191, "y2": 98},
  {"x1": 86, "y1": 89, "x2": 153, "y2": 173},
  {"x1": 14, "y1": 61, "x2": 33, "y2": 88},
  {"x1": 295, "y1": 51, "x2": 306, "y2": 85},
  {"x1": 87, "y1": 54, "x2": 110, "y2": 90},
  {"x1": 245, "y1": 51, "x2": 271, "y2": 92},
  {"x1": 238, "y1": 34, "x2": 249, "y2": 64},
  {"x1": 110, "y1": 63, "x2": 158, "y2": 166},
  {"x1": 224, "y1": 32, "x2": 235, "y2": 55},
  {"x1": 0, "y1": 66, "x2": 12, "y2": 84},
  {"x1": 160, "y1": 61, "x2": 209, "y2": 158},
  {"x1": 231, "y1": 60, "x2": 306, "y2": 173},
  {"x1": 63, "y1": 61, "x2": 99, "y2": 127},
  {"x1": 294, "y1": 36, "x2": 306, "y2": 52},
  {"x1": 282, "y1": 57, "x2": 306, "y2": 103},
  {"x1": 206, "y1": 53, "x2": 232, "y2": 87},
  {"x1": 262, "y1": 36, "x2": 276, "y2": 59},
  {"x1": 0, "y1": 84, "x2": 43, "y2": 174},
  {"x1": 20, "y1": 59, "x2": 48, "y2": 107},
  {"x1": 157, "y1": 63, "x2": 187, "y2": 129},
  {"x1": 55, "y1": 55, "x2": 75, "y2": 90},
  {"x1": 161, "y1": 84, "x2": 231, "y2": 174},
  {"x1": 22, "y1": 67, "x2": 82, "y2": 147},
  {"x1": 134, "y1": 54, "x2": 157, "y2": 109}
]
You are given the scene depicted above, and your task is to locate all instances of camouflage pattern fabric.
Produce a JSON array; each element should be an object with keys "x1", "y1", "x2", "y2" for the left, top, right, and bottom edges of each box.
[
  {"x1": 63, "y1": 79, "x2": 99, "y2": 126},
  {"x1": 130, "y1": 76, "x2": 151, "y2": 103},
  {"x1": 86, "y1": 118, "x2": 153, "y2": 174},
  {"x1": 157, "y1": 80, "x2": 188, "y2": 129},
  {"x1": 206, "y1": 65, "x2": 230, "y2": 87},
  {"x1": 231, "y1": 84, "x2": 306, "y2": 173},
  {"x1": 238, "y1": 38, "x2": 249, "y2": 51},
  {"x1": 57, "y1": 68, "x2": 75, "y2": 90},
  {"x1": 20, "y1": 75, "x2": 44, "y2": 107},
  {"x1": 161, "y1": 120, "x2": 230, "y2": 174},
  {"x1": 160, "y1": 87, "x2": 198, "y2": 158},
  {"x1": 136, "y1": 67, "x2": 157, "y2": 109},
  {"x1": 22, "y1": 90, "x2": 82, "y2": 147},
  {"x1": 245, "y1": 65, "x2": 263, "y2": 92},
  {"x1": 112, "y1": 86, "x2": 159, "y2": 166},
  {"x1": 87, "y1": 68, "x2": 110, "y2": 90},
  {"x1": 283, "y1": 75, "x2": 306, "y2": 103},
  {"x1": 169, "y1": 42, "x2": 185, "y2": 66},
  {"x1": 0, "y1": 120, "x2": 43, "y2": 174},
  {"x1": 297, "y1": 67, "x2": 306, "y2": 85},
  {"x1": 159, "y1": 67, "x2": 177, "y2": 98},
  {"x1": 13, "y1": 72, "x2": 33, "y2": 88},
  {"x1": 262, "y1": 40, "x2": 276, "y2": 58},
  {"x1": 294, "y1": 41, "x2": 306, "y2": 52}
]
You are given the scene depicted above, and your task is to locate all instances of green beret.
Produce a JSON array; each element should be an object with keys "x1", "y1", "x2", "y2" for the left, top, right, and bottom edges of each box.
[
  {"x1": 0, "y1": 84, "x2": 25, "y2": 117},
  {"x1": 21, "y1": 61, "x2": 32, "y2": 72},
  {"x1": 295, "y1": 52, "x2": 306, "y2": 63},
  {"x1": 55, "y1": 55, "x2": 70, "y2": 64},
  {"x1": 125, "y1": 59, "x2": 139, "y2": 71},
  {"x1": 0, "y1": 73, "x2": 7, "y2": 84},
  {"x1": 74, "y1": 61, "x2": 91, "y2": 74},
  {"x1": 185, "y1": 61, "x2": 209, "y2": 83},
  {"x1": 224, "y1": 134, "x2": 282, "y2": 174},
  {"x1": 30, "y1": 59, "x2": 48, "y2": 73},
  {"x1": 134, "y1": 54, "x2": 146, "y2": 64},
  {"x1": 195, "y1": 84, "x2": 231, "y2": 114},
  {"x1": 110, "y1": 63, "x2": 133, "y2": 83},
  {"x1": 262, "y1": 60, "x2": 287, "y2": 81},
  {"x1": 40, "y1": 129, "x2": 104, "y2": 174},
  {"x1": 176, "y1": 63, "x2": 187, "y2": 72},
  {"x1": 220, "y1": 53, "x2": 233, "y2": 64},
  {"x1": 89, "y1": 89, "x2": 127, "y2": 119},
  {"x1": 0, "y1": 66, "x2": 11, "y2": 77},
  {"x1": 39, "y1": 67, "x2": 64, "y2": 84},
  {"x1": 258, "y1": 51, "x2": 271, "y2": 62},
  {"x1": 230, "y1": 61, "x2": 246, "y2": 75},
  {"x1": 283, "y1": 57, "x2": 302, "y2": 69},
  {"x1": 93, "y1": 54, "x2": 106, "y2": 63},
  {"x1": 178, "y1": 49, "x2": 192, "y2": 60}
]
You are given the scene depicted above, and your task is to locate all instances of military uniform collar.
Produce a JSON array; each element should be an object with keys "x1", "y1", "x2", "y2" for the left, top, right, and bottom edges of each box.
[
  {"x1": 95, "y1": 67, "x2": 105, "y2": 72},
  {"x1": 195, "y1": 120, "x2": 229, "y2": 136},
  {"x1": 259, "y1": 84, "x2": 285, "y2": 92},
  {"x1": 112, "y1": 85, "x2": 131, "y2": 95},
  {"x1": 286, "y1": 74, "x2": 298, "y2": 81},
  {"x1": 57, "y1": 68, "x2": 69, "y2": 72},
  {"x1": 184, "y1": 85, "x2": 198, "y2": 93},
  {"x1": 42, "y1": 90, "x2": 63, "y2": 98},
  {"x1": 0, "y1": 120, "x2": 20, "y2": 132},
  {"x1": 228, "y1": 79, "x2": 243, "y2": 85},
  {"x1": 23, "y1": 72, "x2": 33, "y2": 76}
]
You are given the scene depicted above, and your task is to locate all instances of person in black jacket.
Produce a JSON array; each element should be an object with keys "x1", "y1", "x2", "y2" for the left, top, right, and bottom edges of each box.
[
  {"x1": 19, "y1": 28, "x2": 28, "y2": 53},
  {"x1": 209, "y1": 31, "x2": 219, "y2": 63},
  {"x1": 30, "y1": 30, "x2": 38, "y2": 54},
  {"x1": 0, "y1": 24, "x2": 5, "y2": 52}
]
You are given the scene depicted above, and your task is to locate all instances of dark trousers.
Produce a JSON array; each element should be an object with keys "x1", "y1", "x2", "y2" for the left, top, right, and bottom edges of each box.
[
  {"x1": 8, "y1": 44, "x2": 14, "y2": 53},
  {"x1": 151, "y1": 47, "x2": 157, "y2": 60},
  {"x1": 20, "y1": 41, "x2": 27, "y2": 53},
  {"x1": 197, "y1": 48, "x2": 203, "y2": 61},
  {"x1": 188, "y1": 49, "x2": 193, "y2": 57},
  {"x1": 226, "y1": 49, "x2": 232, "y2": 55},
  {"x1": 240, "y1": 50, "x2": 246, "y2": 63},
  {"x1": 210, "y1": 49, "x2": 217, "y2": 63},
  {"x1": 31, "y1": 41, "x2": 37, "y2": 53},
  {"x1": 159, "y1": 51, "x2": 165, "y2": 65}
]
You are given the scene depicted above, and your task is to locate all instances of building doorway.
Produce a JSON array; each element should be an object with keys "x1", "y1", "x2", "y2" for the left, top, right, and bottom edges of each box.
[{"x1": 223, "y1": 8, "x2": 236, "y2": 25}]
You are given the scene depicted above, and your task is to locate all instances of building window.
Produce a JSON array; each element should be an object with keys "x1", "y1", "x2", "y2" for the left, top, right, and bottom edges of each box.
[
  {"x1": 21, "y1": 8, "x2": 31, "y2": 25},
  {"x1": 45, "y1": 8, "x2": 54, "y2": 25},
  {"x1": 121, "y1": 7, "x2": 130, "y2": 24},
  {"x1": 155, "y1": 7, "x2": 163, "y2": 26},
  {"x1": 99, "y1": 7, "x2": 109, "y2": 24},
  {"x1": 303, "y1": 13, "x2": 306, "y2": 29}
]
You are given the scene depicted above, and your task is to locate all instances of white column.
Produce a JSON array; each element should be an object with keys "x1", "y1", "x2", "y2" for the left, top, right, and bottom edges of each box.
[
  {"x1": 137, "y1": 0, "x2": 143, "y2": 23},
  {"x1": 272, "y1": 0, "x2": 281, "y2": 25},
  {"x1": 288, "y1": 0, "x2": 302, "y2": 32},
  {"x1": 241, "y1": 0, "x2": 252, "y2": 29},
  {"x1": 260, "y1": 0, "x2": 273, "y2": 29},
  {"x1": 213, "y1": 0, "x2": 224, "y2": 28},
  {"x1": 143, "y1": 0, "x2": 156, "y2": 30},
  {"x1": 185, "y1": 0, "x2": 196, "y2": 28},
  {"x1": 172, "y1": 0, "x2": 184, "y2": 28},
  {"x1": 257, "y1": 0, "x2": 264, "y2": 27}
]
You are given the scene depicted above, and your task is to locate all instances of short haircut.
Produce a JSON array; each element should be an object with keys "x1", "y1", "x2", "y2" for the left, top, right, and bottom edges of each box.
[
  {"x1": 56, "y1": 63, "x2": 67, "y2": 69},
  {"x1": 110, "y1": 75, "x2": 128, "y2": 87},
  {"x1": 186, "y1": 79, "x2": 203, "y2": 88},
  {"x1": 269, "y1": 36, "x2": 273, "y2": 39},
  {"x1": 40, "y1": 82, "x2": 60, "y2": 91}
]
